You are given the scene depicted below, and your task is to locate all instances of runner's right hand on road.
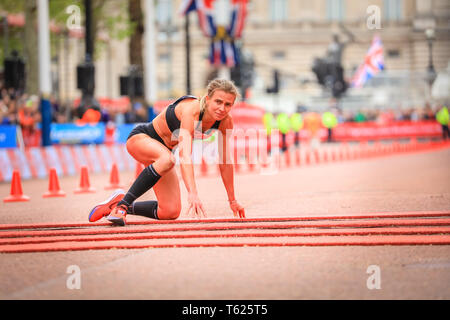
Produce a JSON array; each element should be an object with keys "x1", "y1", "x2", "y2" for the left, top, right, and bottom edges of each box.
[{"x1": 186, "y1": 192, "x2": 206, "y2": 218}]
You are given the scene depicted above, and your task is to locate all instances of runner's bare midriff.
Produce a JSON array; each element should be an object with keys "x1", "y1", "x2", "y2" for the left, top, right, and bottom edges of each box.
[
  {"x1": 152, "y1": 99, "x2": 208, "y2": 149},
  {"x1": 152, "y1": 109, "x2": 178, "y2": 149}
]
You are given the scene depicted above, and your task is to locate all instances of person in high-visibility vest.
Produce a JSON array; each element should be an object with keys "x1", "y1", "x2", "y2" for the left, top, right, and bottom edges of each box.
[
  {"x1": 276, "y1": 112, "x2": 290, "y2": 152},
  {"x1": 263, "y1": 112, "x2": 275, "y2": 136},
  {"x1": 303, "y1": 112, "x2": 321, "y2": 149},
  {"x1": 322, "y1": 111, "x2": 338, "y2": 142},
  {"x1": 436, "y1": 106, "x2": 449, "y2": 140},
  {"x1": 290, "y1": 113, "x2": 303, "y2": 147}
]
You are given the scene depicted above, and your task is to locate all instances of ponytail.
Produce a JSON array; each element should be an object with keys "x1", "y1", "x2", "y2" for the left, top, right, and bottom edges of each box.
[{"x1": 199, "y1": 95, "x2": 207, "y2": 113}]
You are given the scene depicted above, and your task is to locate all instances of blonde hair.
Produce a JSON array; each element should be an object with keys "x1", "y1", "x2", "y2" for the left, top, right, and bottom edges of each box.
[{"x1": 199, "y1": 79, "x2": 240, "y2": 113}]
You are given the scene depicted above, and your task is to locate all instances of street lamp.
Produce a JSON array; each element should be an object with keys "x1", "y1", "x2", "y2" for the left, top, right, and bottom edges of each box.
[
  {"x1": 2, "y1": 15, "x2": 8, "y2": 59},
  {"x1": 77, "y1": 0, "x2": 97, "y2": 111},
  {"x1": 425, "y1": 28, "x2": 436, "y2": 90}
]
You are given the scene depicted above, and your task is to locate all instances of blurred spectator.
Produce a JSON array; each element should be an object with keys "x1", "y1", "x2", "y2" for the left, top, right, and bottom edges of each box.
[
  {"x1": 365, "y1": 110, "x2": 377, "y2": 121},
  {"x1": 100, "y1": 106, "x2": 111, "y2": 123},
  {"x1": 50, "y1": 96, "x2": 61, "y2": 122},
  {"x1": 354, "y1": 110, "x2": 366, "y2": 122},
  {"x1": 410, "y1": 108, "x2": 420, "y2": 122},
  {"x1": 128, "y1": 102, "x2": 147, "y2": 123},
  {"x1": 303, "y1": 112, "x2": 321, "y2": 148},
  {"x1": 423, "y1": 103, "x2": 435, "y2": 120},
  {"x1": 72, "y1": 101, "x2": 86, "y2": 122},
  {"x1": 435, "y1": 105, "x2": 449, "y2": 140},
  {"x1": 114, "y1": 101, "x2": 147, "y2": 125},
  {"x1": 76, "y1": 106, "x2": 102, "y2": 125},
  {"x1": 1, "y1": 88, "x2": 8, "y2": 101},
  {"x1": 49, "y1": 96, "x2": 71, "y2": 124},
  {"x1": 18, "y1": 95, "x2": 41, "y2": 147},
  {"x1": 376, "y1": 109, "x2": 395, "y2": 125},
  {"x1": 401, "y1": 109, "x2": 410, "y2": 121},
  {"x1": 339, "y1": 109, "x2": 351, "y2": 122},
  {"x1": 0, "y1": 99, "x2": 9, "y2": 124},
  {"x1": 55, "y1": 107, "x2": 68, "y2": 123},
  {"x1": 336, "y1": 108, "x2": 345, "y2": 124},
  {"x1": 115, "y1": 106, "x2": 126, "y2": 126}
]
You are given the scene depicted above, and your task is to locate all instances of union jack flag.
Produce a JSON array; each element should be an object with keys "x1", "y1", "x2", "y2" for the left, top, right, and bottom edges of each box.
[
  {"x1": 178, "y1": 0, "x2": 199, "y2": 15},
  {"x1": 179, "y1": 0, "x2": 215, "y2": 37},
  {"x1": 209, "y1": 35, "x2": 239, "y2": 67},
  {"x1": 228, "y1": 0, "x2": 247, "y2": 38},
  {"x1": 179, "y1": 0, "x2": 247, "y2": 67},
  {"x1": 351, "y1": 35, "x2": 385, "y2": 88}
]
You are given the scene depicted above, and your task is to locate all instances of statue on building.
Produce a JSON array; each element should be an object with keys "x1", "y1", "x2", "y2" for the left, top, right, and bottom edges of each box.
[{"x1": 312, "y1": 29, "x2": 355, "y2": 98}]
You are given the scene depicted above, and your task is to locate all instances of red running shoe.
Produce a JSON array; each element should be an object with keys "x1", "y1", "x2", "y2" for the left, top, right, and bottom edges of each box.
[
  {"x1": 107, "y1": 204, "x2": 128, "y2": 226},
  {"x1": 88, "y1": 189, "x2": 125, "y2": 222}
]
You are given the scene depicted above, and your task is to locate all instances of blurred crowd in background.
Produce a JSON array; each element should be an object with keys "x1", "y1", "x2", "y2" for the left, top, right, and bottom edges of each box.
[
  {"x1": 332, "y1": 103, "x2": 438, "y2": 124},
  {"x1": 1, "y1": 85, "x2": 443, "y2": 131},
  {"x1": 0, "y1": 85, "x2": 148, "y2": 127}
]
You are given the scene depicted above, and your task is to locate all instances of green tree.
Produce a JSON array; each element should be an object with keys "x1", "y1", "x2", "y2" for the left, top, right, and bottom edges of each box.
[
  {"x1": 23, "y1": 0, "x2": 38, "y2": 95},
  {"x1": 1, "y1": 0, "x2": 135, "y2": 96},
  {"x1": 93, "y1": 0, "x2": 135, "y2": 60},
  {"x1": 1, "y1": 0, "x2": 80, "y2": 94},
  {"x1": 128, "y1": 0, "x2": 143, "y2": 68}
]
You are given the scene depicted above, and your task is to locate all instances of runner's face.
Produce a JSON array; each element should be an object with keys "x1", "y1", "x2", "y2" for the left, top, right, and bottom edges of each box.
[{"x1": 206, "y1": 90, "x2": 236, "y2": 121}]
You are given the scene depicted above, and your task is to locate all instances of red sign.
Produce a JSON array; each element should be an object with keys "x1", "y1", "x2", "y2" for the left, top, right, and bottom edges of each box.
[{"x1": 331, "y1": 121, "x2": 441, "y2": 141}]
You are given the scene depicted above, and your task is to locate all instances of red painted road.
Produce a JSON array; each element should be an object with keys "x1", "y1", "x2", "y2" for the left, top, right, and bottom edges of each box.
[
  {"x1": 1, "y1": 211, "x2": 449, "y2": 253},
  {"x1": 2, "y1": 235, "x2": 450, "y2": 253},
  {"x1": 1, "y1": 146, "x2": 450, "y2": 299},
  {"x1": 1, "y1": 226, "x2": 450, "y2": 246},
  {"x1": 1, "y1": 210, "x2": 449, "y2": 230}
]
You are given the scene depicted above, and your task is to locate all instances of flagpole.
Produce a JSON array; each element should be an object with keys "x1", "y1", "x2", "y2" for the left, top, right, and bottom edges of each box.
[
  {"x1": 185, "y1": 12, "x2": 191, "y2": 94},
  {"x1": 38, "y1": 0, "x2": 52, "y2": 96},
  {"x1": 145, "y1": 0, "x2": 157, "y2": 104},
  {"x1": 215, "y1": 0, "x2": 230, "y2": 80},
  {"x1": 37, "y1": 0, "x2": 52, "y2": 147}
]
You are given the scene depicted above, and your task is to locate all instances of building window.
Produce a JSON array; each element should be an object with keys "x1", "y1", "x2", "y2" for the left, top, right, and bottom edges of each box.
[
  {"x1": 158, "y1": 77, "x2": 171, "y2": 91},
  {"x1": 156, "y1": 0, "x2": 172, "y2": 25},
  {"x1": 387, "y1": 49, "x2": 400, "y2": 58},
  {"x1": 383, "y1": 0, "x2": 403, "y2": 21},
  {"x1": 272, "y1": 51, "x2": 286, "y2": 60},
  {"x1": 158, "y1": 52, "x2": 170, "y2": 62},
  {"x1": 326, "y1": 0, "x2": 345, "y2": 21},
  {"x1": 270, "y1": 0, "x2": 287, "y2": 22}
]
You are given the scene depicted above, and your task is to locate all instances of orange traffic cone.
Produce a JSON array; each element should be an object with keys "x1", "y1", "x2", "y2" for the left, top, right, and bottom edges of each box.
[
  {"x1": 4, "y1": 170, "x2": 30, "y2": 202},
  {"x1": 410, "y1": 137, "x2": 417, "y2": 151},
  {"x1": 314, "y1": 149, "x2": 320, "y2": 163},
  {"x1": 247, "y1": 153, "x2": 256, "y2": 172},
  {"x1": 331, "y1": 149, "x2": 337, "y2": 162},
  {"x1": 295, "y1": 148, "x2": 301, "y2": 166},
  {"x1": 74, "y1": 166, "x2": 96, "y2": 194},
  {"x1": 200, "y1": 157, "x2": 208, "y2": 176},
  {"x1": 305, "y1": 151, "x2": 311, "y2": 165},
  {"x1": 272, "y1": 152, "x2": 281, "y2": 170},
  {"x1": 322, "y1": 150, "x2": 328, "y2": 162},
  {"x1": 260, "y1": 151, "x2": 270, "y2": 168},
  {"x1": 105, "y1": 163, "x2": 123, "y2": 190},
  {"x1": 284, "y1": 149, "x2": 291, "y2": 167},
  {"x1": 43, "y1": 168, "x2": 66, "y2": 198},
  {"x1": 234, "y1": 152, "x2": 241, "y2": 173}
]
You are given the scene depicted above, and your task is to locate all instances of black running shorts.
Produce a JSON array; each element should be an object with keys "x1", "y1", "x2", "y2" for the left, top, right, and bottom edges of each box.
[{"x1": 127, "y1": 123, "x2": 171, "y2": 149}]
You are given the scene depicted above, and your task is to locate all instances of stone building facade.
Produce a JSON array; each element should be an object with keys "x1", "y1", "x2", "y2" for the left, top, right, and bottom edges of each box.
[{"x1": 55, "y1": 0, "x2": 450, "y2": 112}]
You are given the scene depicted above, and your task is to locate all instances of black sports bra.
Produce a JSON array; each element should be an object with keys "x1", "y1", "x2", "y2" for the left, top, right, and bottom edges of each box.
[{"x1": 165, "y1": 95, "x2": 221, "y2": 134}]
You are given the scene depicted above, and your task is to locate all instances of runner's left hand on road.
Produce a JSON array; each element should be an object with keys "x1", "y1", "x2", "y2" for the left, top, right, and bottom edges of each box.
[{"x1": 229, "y1": 200, "x2": 245, "y2": 218}]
